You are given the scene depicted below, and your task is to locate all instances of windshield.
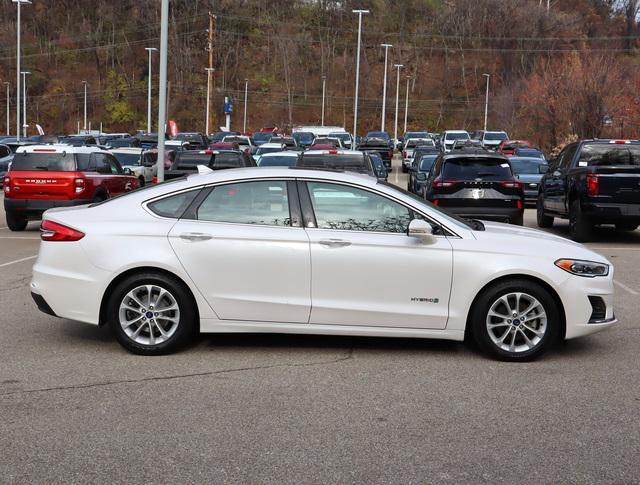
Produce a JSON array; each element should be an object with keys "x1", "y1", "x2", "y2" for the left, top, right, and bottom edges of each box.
[
  {"x1": 256, "y1": 147, "x2": 284, "y2": 156},
  {"x1": 445, "y1": 132, "x2": 470, "y2": 141},
  {"x1": 405, "y1": 132, "x2": 430, "y2": 139},
  {"x1": 515, "y1": 149, "x2": 544, "y2": 159},
  {"x1": 419, "y1": 155, "x2": 437, "y2": 171},
  {"x1": 174, "y1": 154, "x2": 211, "y2": 167},
  {"x1": 11, "y1": 152, "x2": 77, "y2": 171},
  {"x1": 484, "y1": 132, "x2": 508, "y2": 141},
  {"x1": 258, "y1": 155, "x2": 298, "y2": 167},
  {"x1": 175, "y1": 134, "x2": 202, "y2": 142},
  {"x1": 293, "y1": 132, "x2": 314, "y2": 143},
  {"x1": 578, "y1": 144, "x2": 640, "y2": 166},
  {"x1": 366, "y1": 131, "x2": 390, "y2": 140},
  {"x1": 112, "y1": 153, "x2": 141, "y2": 166},
  {"x1": 252, "y1": 132, "x2": 273, "y2": 143},
  {"x1": 443, "y1": 158, "x2": 513, "y2": 180},
  {"x1": 329, "y1": 133, "x2": 350, "y2": 142},
  {"x1": 299, "y1": 154, "x2": 370, "y2": 173},
  {"x1": 406, "y1": 139, "x2": 432, "y2": 148},
  {"x1": 509, "y1": 157, "x2": 546, "y2": 174}
]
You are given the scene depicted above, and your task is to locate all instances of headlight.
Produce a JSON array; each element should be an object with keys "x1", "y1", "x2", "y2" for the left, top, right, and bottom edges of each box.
[{"x1": 555, "y1": 259, "x2": 609, "y2": 277}]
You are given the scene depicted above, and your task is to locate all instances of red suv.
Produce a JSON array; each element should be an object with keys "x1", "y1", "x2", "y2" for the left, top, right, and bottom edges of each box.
[{"x1": 3, "y1": 145, "x2": 138, "y2": 231}]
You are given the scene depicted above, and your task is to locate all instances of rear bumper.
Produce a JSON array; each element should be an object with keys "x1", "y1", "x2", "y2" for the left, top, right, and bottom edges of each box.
[
  {"x1": 583, "y1": 201, "x2": 640, "y2": 223},
  {"x1": 5, "y1": 197, "x2": 93, "y2": 219},
  {"x1": 31, "y1": 291, "x2": 58, "y2": 317}
]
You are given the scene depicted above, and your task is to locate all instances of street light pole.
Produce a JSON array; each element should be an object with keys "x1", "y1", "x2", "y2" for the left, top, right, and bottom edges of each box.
[
  {"x1": 14, "y1": 0, "x2": 31, "y2": 142},
  {"x1": 82, "y1": 80, "x2": 88, "y2": 131},
  {"x1": 21, "y1": 71, "x2": 30, "y2": 138},
  {"x1": 403, "y1": 76, "x2": 410, "y2": 134},
  {"x1": 243, "y1": 78, "x2": 248, "y2": 133},
  {"x1": 393, "y1": 64, "x2": 403, "y2": 144},
  {"x1": 352, "y1": 9, "x2": 369, "y2": 144},
  {"x1": 380, "y1": 43, "x2": 392, "y2": 132},
  {"x1": 156, "y1": 0, "x2": 169, "y2": 183},
  {"x1": 4, "y1": 82, "x2": 9, "y2": 136},
  {"x1": 145, "y1": 47, "x2": 157, "y2": 133},
  {"x1": 205, "y1": 67, "x2": 215, "y2": 135},
  {"x1": 483, "y1": 73, "x2": 490, "y2": 131},
  {"x1": 321, "y1": 75, "x2": 326, "y2": 127}
]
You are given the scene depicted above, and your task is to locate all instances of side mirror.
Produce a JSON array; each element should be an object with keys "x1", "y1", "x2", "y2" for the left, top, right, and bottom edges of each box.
[
  {"x1": 123, "y1": 168, "x2": 133, "y2": 176},
  {"x1": 416, "y1": 172, "x2": 427, "y2": 181},
  {"x1": 539, "y1": 164, "x2": 549, "y2": 174},
  {"x1": 407, "y1": 219, "x2": 435, "y2": 243}
]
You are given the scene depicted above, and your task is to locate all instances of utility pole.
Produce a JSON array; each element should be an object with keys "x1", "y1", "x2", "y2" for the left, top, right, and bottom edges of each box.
[
  {"x1": 483, "y1": 73, "x2": 490, "y2": 132},
  {"x1": 4, "y1": 82, "x2": 9, "y2": 136},
  {"x1": 403, "y1": 76, "x2": 410, "y2": 134},
  {"x1": 380, "y1": 43, "x2": 392, "y2": 132},
  {"x1": 14, "y1": 0, "x2": 31, "y2": 142},
  {"x1": 321, "y1": 75, "x2": 326, "y2": 126},
  {"x1": 21, "y1": 71, "x2": 30, "y2": 138},
  {"x1": 243, "y1": 78, "x2": 248, "y2": 133},
  {"x1": 145, "y1": 47, "x2": 157, "y2": 133},
  {"x1": 206, "y1": 12, "x2": 217, "y2": 134},
  {"x1": 82, "y1": 80, "x2": 88, "y2": 131},
  {"x1": 352, "y1": 9, "x2": 369, "y2": 142},
  {"x1": 393, "y1": 64, "x2": 403, "y2": 145},
  {"x1": 156, "y1": 0, "x2": 169, "y2": 183}
]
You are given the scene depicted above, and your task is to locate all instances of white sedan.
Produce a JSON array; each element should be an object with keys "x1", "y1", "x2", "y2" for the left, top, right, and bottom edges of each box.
[{"x1": 30, "y1": 168, "x2": 616, "y2": 361}]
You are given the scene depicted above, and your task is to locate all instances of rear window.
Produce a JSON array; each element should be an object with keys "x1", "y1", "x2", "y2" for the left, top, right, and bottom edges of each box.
[
  {"x1": 445, "y1": 132, "x2": 469, "y2": 141},
  {"x1": 293, "y1": 132, "x2": 314, "y2": 143},
  {"x1": 483, "y1": 132, "x2": 508, "y2": 141},
  {"x1": 443, "y1": 158, "x2": 513, "y2": 180},
  {"x1": 252, "y1": 132, "x2": 273, "y2": 142},
  {"x1": 258, "y1": 156, "x2": 297, "y2": 167},
  {"x1": 299, "y1": 154, "x2": 370, "y2": 173},
  {"x1": 211, "y1": 153, "x2": 244, "y2": 169},
  {"x1": 256, "y1": 147, "x2": 282, "y2": 156},
  {"x1": 509, "y1": 158, "x2": 546, "y2": 175},
  {"x1": 578, "y1": 144, "x2": 640, "y2": 166},
  {"x1": 112, "y1": 153, "x2": 141, "y2": 166},
  {"x1": 11, "y1": 152, "x2": 77, "y2": 171},
  {"x1": 174, "y1": 153, "x2": 211, "y2": 168}
]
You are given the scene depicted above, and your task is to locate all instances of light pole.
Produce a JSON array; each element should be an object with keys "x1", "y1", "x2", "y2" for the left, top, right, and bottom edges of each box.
[
  {"x1": 21, "y1": 71, "x2": 30, "y2": 138},
  {"x1": 13, "y1": 0, "x2": 31, "y2": 142},
  {"x1": 205, "y1": 67, "x2": 215, "y2": 135},
  {"x1": 81, "y1": 80, "x2": 88, "y2": 131},
  {"x1": 156, "y1": 0, "x2": 169, "y2": 183},
  {"x1": 321, "y1": 75, "x2": 326, "y2": 126},
  {"x1": 393, "y1": 64, "x2": 403, "y2": 145},
  {"x1": 4, "y1": 82, "x2": 9, "y2": 136},
  {"x1": 145, "y1": 47, "x2": 157, "y2": 133},
  {"x1": 403, "y1": 76, "x2": 410, "y2": 134},
  {"x1": 352, "y1": 9, "x2": 369, "y2": 144},
  {"x1": 380, "y1": 43, "x2": 392, "y2": 132},
  {"x1": 243, "y1": 78, "x2": 248, "y2": 133},
  {"x1": 483, "y1": 73, "x2": 490, "y2": 131}
]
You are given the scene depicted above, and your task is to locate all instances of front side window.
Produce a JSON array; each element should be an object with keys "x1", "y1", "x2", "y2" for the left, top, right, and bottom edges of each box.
[
  {"x1": 307, "y1": 182, "x2": 411, "y2": 233},
  {"x1": 197, "y1": 181, "x2": 290, "y2": 226}
]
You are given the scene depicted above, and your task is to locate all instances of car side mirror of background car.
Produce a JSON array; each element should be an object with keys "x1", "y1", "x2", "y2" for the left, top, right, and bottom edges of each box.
[
  {"x1": 123, "y1": 168, "x2": 133, "y2": 176},
  {"x1": 416, "y1": 173, "x2": 427, "y2": 181},
  {"x1": 408, "y1": 219, "x2": 435, "y2": 244},
  {"x1": 539, "y1": 164, "x2": 549, "y2": 174}
]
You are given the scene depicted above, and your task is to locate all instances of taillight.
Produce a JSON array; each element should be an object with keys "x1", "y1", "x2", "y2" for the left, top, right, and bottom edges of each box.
[
  {"x1": 40, "y1": 220, "x2": 85, "y2": 242},
  {"x1": 500, "y1": 180, "x2": 523, "y2": 189},
  {"x1": 516, "y1": 199, "x2": 523, "y2": 209},
  {"x1": 432, "y1": 179, "x2": 458, "y2": 188},
  {"x1": 3, "y1": 176, "x2": 9, "y2": 193},
  {"x1": 587, "y1": 174, "x2": 599, "y2": 197},
  {"x1": 74, "y1": 177, "x2": 85, "y2": 194},
  {"x1": 433, "y1": 199, "x2": 439, "y2": 205}
]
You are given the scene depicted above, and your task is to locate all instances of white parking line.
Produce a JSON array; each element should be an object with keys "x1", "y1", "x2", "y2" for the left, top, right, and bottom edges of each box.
[
  {"x1": 614, "y1": 280, "x2": 639, "y2": 296},
  {"x1": 0, "y1": 255, "x2": 37, "y2": 268}
]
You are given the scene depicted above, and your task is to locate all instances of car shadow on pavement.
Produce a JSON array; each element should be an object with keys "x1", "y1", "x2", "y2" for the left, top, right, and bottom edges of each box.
[{"x1": 539, "y1": 220, "x2": 640, "y2": 244}]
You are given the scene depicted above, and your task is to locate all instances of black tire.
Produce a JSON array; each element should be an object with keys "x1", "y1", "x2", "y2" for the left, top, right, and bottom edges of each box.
[
  {"x1": 6, "y1": 211, "x2": 28, "y2": 231},
  {"x1": 92, "y1": 192, "x2": 107, "y2": 203},
  {"x1": 401, "y1": 165, "x2": 408, "y2": 173},
  {"x1": 536, "y1": 195, "x2": 553, "y2": 228},
  {"x1": 615, "y1": 222, "x2": 638, "y2": 232},
  {"x1": 138, "y1": 176, "x2": 145, "y2": 188},
  {"x1": 470, "y1": 279, "x2": 560, "y2": 361},
  {"x1": 511, "y1": 214, "x2": 524, "y2": 226},
  {"x1": 569, "y1": 199, "x2": 592, "y2": 242},
  {"x1": 107, "y1": 272, "x2": 196, "y2": 355}
]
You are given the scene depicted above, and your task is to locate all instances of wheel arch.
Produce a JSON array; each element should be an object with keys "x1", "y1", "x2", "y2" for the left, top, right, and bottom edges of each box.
[
  {"x1": 464, "y1": 273, "x2": 567, "y2": 340},
  {"x1": 98, "y1": 266, "x2": 200, "y2": 327}
]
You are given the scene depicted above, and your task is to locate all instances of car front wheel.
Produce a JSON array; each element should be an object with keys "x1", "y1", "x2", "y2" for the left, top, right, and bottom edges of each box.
[
  {"x1": 536, "y1": 195, "x2": 553, "y2": 228},
  {"x1": 470, "y1": 279, "x2": 560, "y2": 361},
  {"x1": 107, "y1": 272, "x2": 196, "y2": 355}
]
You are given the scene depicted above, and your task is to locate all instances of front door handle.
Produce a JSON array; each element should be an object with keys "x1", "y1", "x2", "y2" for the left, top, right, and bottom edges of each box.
[
  {"x1": 319, "y1": 239, "x2": 351, "y2": 248},
  {"x1": 179, "y1": 232, "x2": 213, "y2": 242}
]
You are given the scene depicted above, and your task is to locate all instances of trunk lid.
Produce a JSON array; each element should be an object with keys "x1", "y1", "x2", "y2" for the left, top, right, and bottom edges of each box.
[{"x1": 6, "y1": 170, "x2": 79, "y2": 200}]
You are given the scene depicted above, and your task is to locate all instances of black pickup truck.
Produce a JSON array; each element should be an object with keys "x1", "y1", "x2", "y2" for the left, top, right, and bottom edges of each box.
[
  {"x1": 163, "y1": 149, "x2": 256, "y2": 180},
  {"x1": 356, "y1": 137, "x2": 393, "y2": 169},
  {"x1": 537, "y1": 139, "x2": 640, "y2": 241}
]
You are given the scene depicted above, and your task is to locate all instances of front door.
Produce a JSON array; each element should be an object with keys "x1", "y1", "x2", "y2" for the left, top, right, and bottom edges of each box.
[
  {"x1": 302, "y1": 181, "x2": 453, "y2": 329},
  {"x1": 168, "y1": 180, "x2": 311, "y2": 323}
]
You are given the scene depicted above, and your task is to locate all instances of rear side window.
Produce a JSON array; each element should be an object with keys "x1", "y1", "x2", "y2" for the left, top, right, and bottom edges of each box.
[
  {"x1": 212, "y1": 152, "x2": 243, "y2": 169},
  {"x1": 11, "y1": 152, "x2": 77, "y2": 171},
  {"x1": 578, "y1": 144, "x2": 640, "y2": 166},
  {"x1": 148, "y1": 190, "x2": 199, "y2": 218},
  {"x1": 443, "y1": 158, "x2": 513, "y2": 180}
]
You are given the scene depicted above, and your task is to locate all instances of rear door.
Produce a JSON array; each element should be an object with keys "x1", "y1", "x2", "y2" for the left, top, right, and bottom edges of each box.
[
  {"x1": 168, "y1": 179, "x2": 311, "y2": 323},
  {"x1": 547, "y1": 144, "x2": 577, "y2": 213}
]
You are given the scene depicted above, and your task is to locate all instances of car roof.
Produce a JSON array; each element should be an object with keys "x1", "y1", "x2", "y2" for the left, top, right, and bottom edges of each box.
[
  {"x1": 260, "y1": 151, "x2": 299, "y2": 157},
  {"x1": 259, "y1": 142, "x2": 286, "y2": 148},
  {"x1": 16, "y1": 143, "x2": 105, "y2": 154},
  {"x1": 303, "y1": 149, "x2": 363, "y2": 155}
]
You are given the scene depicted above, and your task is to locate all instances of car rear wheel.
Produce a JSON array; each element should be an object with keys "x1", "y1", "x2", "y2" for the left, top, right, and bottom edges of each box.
[
  {"x1": 6, "y1": 211, "x2": 28, "y2": 231},
  {"x1": 511, "y1": 214, "x2": 524, "y2": 226},
  {"x1": 569, "y1": 199, "x2": 592, "y2": 242},
  {"x1": 471, "y1": 279, "x2": 560, "y2": 361},
  {"x1": 107, "y1": 272, "x2": 196, "y2": 355},
  {"x1": 615, "y1": 222, "x2": 638, "y2": 232},
  {"x1": 536, "y1": 195, "x2": 553, "y2": 228}
]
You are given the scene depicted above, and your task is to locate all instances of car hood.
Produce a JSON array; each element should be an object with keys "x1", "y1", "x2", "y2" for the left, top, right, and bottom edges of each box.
[{"x1": 474, "y1": 221, "x2": 609, "y2": 264}]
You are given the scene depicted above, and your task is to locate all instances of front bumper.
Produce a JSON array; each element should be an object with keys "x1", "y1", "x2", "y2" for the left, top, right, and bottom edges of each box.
[{"x1": 5, "y1": 197, "x2": 93, "y2": 219}]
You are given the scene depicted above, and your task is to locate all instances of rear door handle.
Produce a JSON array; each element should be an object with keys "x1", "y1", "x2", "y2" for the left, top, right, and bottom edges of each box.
[
  {"x1": 319, "y1": 239, "x2": 351, "y2": 248},
  {"x1": 179, "y1": 232, "x2": 213, "y2": 242}
]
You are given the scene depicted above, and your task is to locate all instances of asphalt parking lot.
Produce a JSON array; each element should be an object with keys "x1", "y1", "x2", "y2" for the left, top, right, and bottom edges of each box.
[{"x1": 1, "y1": 160, "x2": 639, "y2": 484}]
